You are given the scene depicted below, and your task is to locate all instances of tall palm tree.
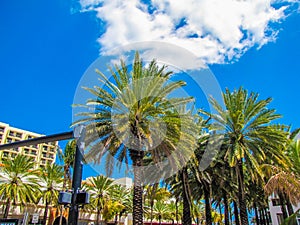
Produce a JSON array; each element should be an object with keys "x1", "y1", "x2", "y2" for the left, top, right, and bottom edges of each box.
[
  {"x1": 38, "y1": 163, "x2": 64, "y2": 225},
  {"x1": 202, "y1": 87, "x2": 288, "y2": 225},
  {"x1": 73, "y1": 52, "x2": 199, "y2": 225},
  {"x1": 0, "y1": 154, "x2": 39, "y2": 218},
  {"x1": 83, "y1": 175, "x2": 114, "y2": 225}
]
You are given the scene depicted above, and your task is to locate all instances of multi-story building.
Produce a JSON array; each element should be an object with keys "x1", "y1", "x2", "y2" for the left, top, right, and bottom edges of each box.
[
  {"x1": 268, "y1": 194, "x2": 300, "y2": 225},
  {"x1": 0, "y1": 121, "x2": 58, "y2": 168}
]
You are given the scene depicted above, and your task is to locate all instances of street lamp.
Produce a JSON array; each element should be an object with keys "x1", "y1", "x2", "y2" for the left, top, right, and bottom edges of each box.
[{"x1": 0, "y1": 126, "x2": 89, "y2": 225}]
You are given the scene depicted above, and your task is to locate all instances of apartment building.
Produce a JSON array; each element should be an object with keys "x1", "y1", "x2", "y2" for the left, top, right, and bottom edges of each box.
[
  {"x1": 268, "y1": 194, "x2": 300, "y2": 225},
  {"x1": 0, "y1": 121, "x2": 58, "y2": 168}
]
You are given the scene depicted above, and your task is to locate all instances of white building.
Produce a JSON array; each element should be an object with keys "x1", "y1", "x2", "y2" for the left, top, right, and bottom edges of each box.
[{"x1": 268, "y1": 194, "x2": 300, "y2": 225}]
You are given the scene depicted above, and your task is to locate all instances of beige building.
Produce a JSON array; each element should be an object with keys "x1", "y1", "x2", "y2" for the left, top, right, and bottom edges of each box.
[{"x1": 0, "y1": 121, "x2": 58, "y2": 168}]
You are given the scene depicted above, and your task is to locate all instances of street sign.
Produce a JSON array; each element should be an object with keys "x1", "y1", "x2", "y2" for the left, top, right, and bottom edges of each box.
[{"x1": 32, "y1": 214, "x2": 39, "y2": 224}]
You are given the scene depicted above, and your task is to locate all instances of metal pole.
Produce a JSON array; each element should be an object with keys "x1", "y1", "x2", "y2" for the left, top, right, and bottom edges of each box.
[
  {"x1": 0, "y1": 131, "x2": 73, "y2": 150},
  {"x1": 68, "y1": 125, "x2": 85, "y2": 225}
]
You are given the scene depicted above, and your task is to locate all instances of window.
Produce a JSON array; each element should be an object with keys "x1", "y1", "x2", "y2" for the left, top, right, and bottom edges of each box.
[
  {"x1": 0, "y1": 134, "x2": 2, "y2": 139},
  {"x1": 272, "y1": 198, "x2": 281, "y2": 206},
  {"x1": 6, "y1": 138, "x2": 12, "y2": 143},
  {"x1": 0, "y1": 127, "x2": 4, "y2": 132},
  {"x1": 11, "y1": 153, "x2": 16, "y2": 158},
  {"x1": 31, "y1": 150, "x2": 37, "y2": 155},
  {"x1": 41, "y1": 159, "x2": 46, "y2": 164},
  {"x1": 3, "y1": 152, "x2": 8, "y2": 157},
  {"x1": 43, "y1": 146, "x2": 48, "y2": 151},
  {"x1": 9, "y1": 131, "x2": 15, "y2": 137},
  {"x1": 24, "y1": 148, "x2": 30, "y2": 154},
  {"x1": 16, "y1": 133, "x2": 22, "y2": 138}
]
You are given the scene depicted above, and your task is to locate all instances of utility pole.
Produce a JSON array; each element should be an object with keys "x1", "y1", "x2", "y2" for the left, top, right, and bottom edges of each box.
[
  {"x1": 68, "y1": 125, "x2": 85, "y2": 225},
  {"x1": 0, "y1": 127, "x2": 87, "y2": 225}
]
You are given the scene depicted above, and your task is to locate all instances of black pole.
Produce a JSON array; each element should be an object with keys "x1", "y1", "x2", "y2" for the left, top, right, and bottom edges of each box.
[
  {"x1": 68, "y1": 125, "x2": 85, "y2": 225},
  {"x1": 0, "y1": 131, "x2": 73, "y2": 150}
]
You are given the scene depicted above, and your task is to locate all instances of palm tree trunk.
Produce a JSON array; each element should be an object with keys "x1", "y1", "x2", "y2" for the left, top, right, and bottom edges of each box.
[
  {"x1": 3, "y1": 198, "x2": 11, "y2": 219},
  {"x1": 204, "y1": 184, "x2": 212, "y2": 225},
  {"x1": 253, "y1": 203, "x2": 260, "y2": 225},
  {"x1": 175, "y1": 197, "x2": 179, "y2": 225},
  {"x1": 259, "y1": 209, "x2": 266, "y2": 225},
  {"x1": 181, "y1": 168, "x2": 192, "y2": 225},
  {"x1": 96, "y1": 209, "x2": 101, "y2": 225},
  {"x1": 129, "y1": 149, "x2": 144, "y2": 225},
  {"x1": 150, "y1": 201, "x2": 154, "y2": 225},
  {"x1": 43, "y1": 200, "x2": 49, "y2": 225},
  {"x1": 114, "y1": 214, "x2": 118, "y2": 225},
  {"x1": 237, "y1": 162, "x2": 249, "y2": 225},
  {"x1": 223, "y1": 190, "x2": 229, "y2": 225},
  {"x1": 286, "y1": 199, "x2": 294, "y2": 216},
  {"x1": 278, "y1": 192, "x2": 288, "y2": 219},
  {"x1": 263, "y1": 208, "x2": 269, "y2": 225},
  {"x1": 233, "y1": 200, "x2": 240, "y2": 225},
  {"x1": 229, "y1": 204, "x2": 233, "y2": 225}
]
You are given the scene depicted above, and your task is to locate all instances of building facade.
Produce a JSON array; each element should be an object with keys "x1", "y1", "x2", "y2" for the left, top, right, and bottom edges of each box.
[
  {"x1": 0, "y1": 121, "x2": 58, "y2": 168},
  {"x1": 268, "y1": 194, "x2": 300, "y2": 225}
]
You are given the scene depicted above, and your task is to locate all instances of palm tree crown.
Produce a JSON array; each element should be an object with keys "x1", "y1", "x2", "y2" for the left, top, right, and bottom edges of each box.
[{"x1": 74, "y1": 52, "x2": 199, "y2": 225}]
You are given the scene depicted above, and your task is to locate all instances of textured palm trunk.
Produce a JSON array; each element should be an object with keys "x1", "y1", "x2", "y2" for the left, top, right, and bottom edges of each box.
[
  {"x1": 233, "y1": 200, "x2": 240, "y2": 225},
  {"x1": 237, "y1": 162, "x2": 249, "y2": 225},
  {"x1": 253, "y1": 203, "x2": 260, "y2": 225},
  {"x1": 223, "y1": 190, "x2": 229, "y2": 225},
  {"x1": 3, "y1": 198, "x2": 11, "y2": 219},
  {"x1": 181, "y1": 168, "x2": 192, "y2": 225},
  {"x1": 204, "y1": 185, "x2": 212, "y2": 225},
  {"x1": 43, "y1": 200, "x2": 50, "y2": 225},
  {"x1": 129, "y1": 149, "x2": 144, "y2": 225}
]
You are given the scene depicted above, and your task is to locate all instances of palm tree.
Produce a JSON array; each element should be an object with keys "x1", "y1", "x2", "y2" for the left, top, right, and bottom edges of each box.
[
  {"x1": 38, "y1": 163, "x2": 64, "y2": 225},
  {"x1": 57, "y1": 139, "x2": 76, "y2": 225},
  {"x1": 0, "y1": 154, "x2": 39, "y2": 218},
  {"x1": 83, "y1": 175, "x2": 114, "y2": 225},
  {"x1": 58, "y1": 139, "x2": 76, "y2": 190},
  {"x1": 144, "y1": 184, "x2": 170, "y2": 224},
  {"x1": 202, "y1": 87, "x2": 288, "y2": 225},
  {"x1": 109, "y1": 184, "x2": 132, "y2": 224},
  {"x1": 73, "y1": 52, "x2": 198, "y2": 225},
  {"x1": 264, "y1": 140, "x2": 300, "y2": 220},
  {"x1": 152, "y1": 200, "x2": 170, "y2": 225}
]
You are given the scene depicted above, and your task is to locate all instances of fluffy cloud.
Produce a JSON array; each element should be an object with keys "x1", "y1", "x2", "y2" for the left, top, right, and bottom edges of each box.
[{"x1": 79, "y1": 0, "x2": 299, "y2": 64}]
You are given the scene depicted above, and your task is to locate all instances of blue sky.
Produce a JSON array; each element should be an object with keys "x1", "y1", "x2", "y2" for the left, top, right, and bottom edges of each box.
[{"x1": 0, "y1": 0, "x2": 300, "y2": 178}]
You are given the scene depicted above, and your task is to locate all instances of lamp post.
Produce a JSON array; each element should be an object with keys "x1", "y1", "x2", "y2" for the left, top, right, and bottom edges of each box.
[
  {"x1": 0, "y1": 126, "x2": 87, "y2": 225},
  {"x1": 68, "y1": 125, "x2": 85, "y2": 225}
]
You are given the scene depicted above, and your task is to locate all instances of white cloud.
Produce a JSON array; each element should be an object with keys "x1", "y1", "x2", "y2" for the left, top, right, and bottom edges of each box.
[{"x1": 79, "y1": 0, "x2": 299, "y2": 65}]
